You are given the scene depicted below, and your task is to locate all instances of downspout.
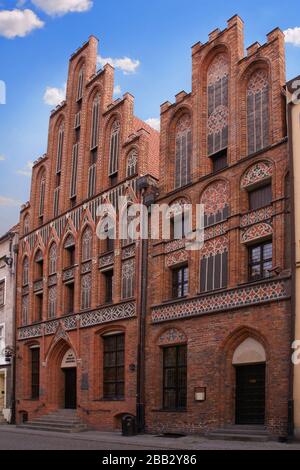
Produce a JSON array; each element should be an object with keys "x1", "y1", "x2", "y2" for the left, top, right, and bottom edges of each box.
[
  {"x1": 287, "y1": 96, "x2": 296, "y2": 439},
  {"x1": 136, "y1": 187, "x2": 148, "y2": 433},
  {"x1": 9, "y1": 232, "x2": 18, "y2": 424}
]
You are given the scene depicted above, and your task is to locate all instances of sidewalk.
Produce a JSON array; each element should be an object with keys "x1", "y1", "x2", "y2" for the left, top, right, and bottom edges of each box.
[{"x1": 1, "y1": 425, "x2": 300, "y2": 450}]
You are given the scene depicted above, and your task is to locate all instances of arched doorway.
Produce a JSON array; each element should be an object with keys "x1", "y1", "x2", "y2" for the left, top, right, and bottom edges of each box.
[
  {"x1": 232, "y1": 338, "x2": 266, "y2": 425},
  {"x1": 47, "y1": 340, "x2": 77, "y2": 410},
  {"x1": 61, "y1": 349, "x2": 77, "y2": 409}
]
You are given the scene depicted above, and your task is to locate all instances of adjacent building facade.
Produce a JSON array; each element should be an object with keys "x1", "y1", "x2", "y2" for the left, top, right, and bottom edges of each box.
[
  {"x1": 0, "y1": 225, "x2": 18, "y2": 423},
  {"x1": 145, "y1": 16, "x2": 292, "y2": 437},
  {"x1": 287, "y1": 75, "x2": 300, "y2": 439},
  {"x1": 14, "y1": 17, "x2": 295, "y2": 438},
  {"x1": 15, "y1": 36, "x2": 159, "y2": 430}
]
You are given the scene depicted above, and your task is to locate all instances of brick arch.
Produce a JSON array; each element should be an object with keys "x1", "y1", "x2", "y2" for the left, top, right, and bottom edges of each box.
[
  {"x1": 200, "y1": 179, "x2": 230, "y2": 222},
  {"x1": 240, "y1": 160, "x2": 273, "y2": 189},
  {"x1": 45, "y1": 337, "x2": 77, "y2": 408},
  {"x1": 217, "y1": 326, "x2": 270, "y2": 427},
  {"x1": 156, "y1": 327, "x2": 187, "y2": 346}
]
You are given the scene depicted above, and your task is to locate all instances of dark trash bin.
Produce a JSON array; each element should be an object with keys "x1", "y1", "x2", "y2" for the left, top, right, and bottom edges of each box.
[{"x1": 122, "y1": 414, "x2": 137, "y2": 436}]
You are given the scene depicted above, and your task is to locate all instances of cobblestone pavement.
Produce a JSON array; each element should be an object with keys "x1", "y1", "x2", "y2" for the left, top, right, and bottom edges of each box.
[{"x1": 0, "y1": 425, "x2": 300, "y2": 450}]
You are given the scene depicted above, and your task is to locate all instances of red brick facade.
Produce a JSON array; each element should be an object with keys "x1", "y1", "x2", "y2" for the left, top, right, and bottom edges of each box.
[
  {"x1": 145, "y1": 16, "x2": 291, "y2": 437},
  {"x1": 15, "y1": 17, "x2": 292, "y2": 437}
]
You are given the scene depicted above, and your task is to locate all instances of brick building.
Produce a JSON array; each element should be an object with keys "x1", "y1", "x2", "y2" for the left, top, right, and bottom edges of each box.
[
  {"x1": 15, "y1": 36, "x2": 159, "y2": 430},
  {"x1": 15, "y1": 16, "x2": 293, "y2": 438},
  {"x1": 145, "y1": 16, "x2": 292, "y2": 438}
]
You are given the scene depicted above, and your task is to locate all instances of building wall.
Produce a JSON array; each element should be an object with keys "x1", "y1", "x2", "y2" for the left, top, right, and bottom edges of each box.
[
  {"x1": 0, "y1": 226, "x2": 18, "y2": 422},
  {"x1": 287, "y1": 78, "x2": 300, "y2": 439},
  {"x1": 15, "y1": 37, "x2": 159, "y2": 430},
  {"x1": 145, "y1": 16, "x2": 291, "y2": 437}
]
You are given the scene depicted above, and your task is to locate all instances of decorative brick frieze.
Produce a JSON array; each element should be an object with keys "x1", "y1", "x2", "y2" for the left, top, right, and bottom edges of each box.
[
  {"x1": 33, "y1": 279, "x2": 43, "y2": 293},
  {"x1": 99, "y1": 253, "x2": 114, "y2": 269},
  {"x1": 80, "y1": 301, "x2": 136, "y2": 328},
  {"x1": 240, "y1": 206, "x2": 273, "y2": 228},
  {"x1": 158, "y1": 328, "x2": 187, "y2": 345},
  {"x1": 151, "y1": 279, "x2": 289, "y2": 323},
  {"x1": 122, "y1": 244, "x2": 136, "y2": 259},
  {"x1": 241, "y1": 161, "x2": 273, "y2": 189},
  {"x1": 165, "y1": 248, "x2": 188, "y2": 267},
  {"x1": 200, "y1": 235, "x2": 228, "y2": 258},
  {"x1": 18, "y1": 302, "x2": 136, "y2": 340},
  {"x1": 241, "y1": 222, "x2": 273, "y2": 244},
  {"x1": 48, "y1": 274, "x2": 57, "y2": 287},
  {"x1": 81, "y1": 260, "x2": 92, "y2": 274},
  {"x1": 165, "y1": 239, "x2": 186, "y2": 254},
  {"x1": 204, "y1": 222, "x2": 228, "y2": 241},
  {"x1": 62, "y1": 267, "x2": 75, "y2": 282}
]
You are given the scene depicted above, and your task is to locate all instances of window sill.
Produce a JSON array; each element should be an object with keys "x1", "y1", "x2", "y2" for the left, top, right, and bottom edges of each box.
[{"x1": 95, "y1": 398, "x2": 125, "y2": 402}]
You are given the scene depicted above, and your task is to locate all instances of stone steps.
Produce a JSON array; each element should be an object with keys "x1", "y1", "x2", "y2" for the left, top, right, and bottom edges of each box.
[
  {"x1": 17, "y1": 409, "x2": 88, "y2": 433},
  {"x1": 207, "y1": 425, "x2": 273, "y2": 442}
]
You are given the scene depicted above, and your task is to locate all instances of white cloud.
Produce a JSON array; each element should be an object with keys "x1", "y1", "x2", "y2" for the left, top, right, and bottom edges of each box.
[
  {"x1": 145, "y1": 118, "x2": 160, "y2": 131},
  {"x1": 32, "y1": 0, "x2": 93, "y2": 16},
  {"x1": 284, "y1": 27, "x2": 300, "y2": 46},
  {"x1": 113, "y1": 85, "x2": 122, "y2": 96},
  {"x1": 97, "y1": 55, "x2": 140, "y2": 75},
  {"x1": 16, "y1": 161, "x2": 34, "y2": 177},
  {"x1": 0, "y1": 9, "x2": 44, "y2": 39},
  {"x1": 43, "y1": 84, "x2": 66, "y2": 106},
  {"x1": 0, "y1": 196, "x2": 21, "y2": 207},
  {"x1": 0, "y1": 155, "x2": 5, "y2": 161}
]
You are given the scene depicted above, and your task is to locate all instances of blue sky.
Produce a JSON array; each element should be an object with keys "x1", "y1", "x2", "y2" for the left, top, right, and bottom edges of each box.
[{"x1": 0, "y1": 0, "x2": 300, "y2": 234}]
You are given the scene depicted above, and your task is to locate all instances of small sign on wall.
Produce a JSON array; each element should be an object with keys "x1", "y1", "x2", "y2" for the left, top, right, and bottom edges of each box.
[
  {"x1": 61, "y1": 349, "x2": 77, "y2": 368},
  {"x1": 194, "y1": 387, "x2": 206, "y2": 402}
]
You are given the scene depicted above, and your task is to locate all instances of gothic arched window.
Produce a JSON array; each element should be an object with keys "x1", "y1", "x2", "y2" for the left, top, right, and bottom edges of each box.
[
  {"x1": 126, "y1": 150, "x2": 138, "y2": 177},
  {"x1": 175, "y1": 114, "x2": 191, "y2": 189},
  {"x1": 48, "y1": 243, "x2": 57, "y2": 275},
  {"x1": 109, "y1": 120, "x2": 120, "y2": 180},
  {"x1": 81, "y1": 227, "x2": 93, "y2": 262},
  {"x1": 23, "y1": 257, "x2": 29, "y2": 286},
  {"x1": 247, "y1": 69, "x2": 269, "y2": 154},
  {"x1": 207, "y1": 53, "x2": 229, "y2": 156}
]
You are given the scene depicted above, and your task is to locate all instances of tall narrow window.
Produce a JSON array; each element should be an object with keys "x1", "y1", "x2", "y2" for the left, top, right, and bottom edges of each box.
[
  {"x1": 172, "y1": 265, "x2": 188, "y2": 299},
  {"x1": 76, "y1": 67, "x2": 84, "y2": 101},
  {"x1": 66, "y1": 282, "x2": 74, "y2": 314},
  {"x1": 90, "y1": 94, "x2": 100, "y2": 150},
  {"x1": 70, "y1": 143, "x2": 79, "y2": 199},
  {"x1": 48, "y1": 243, "x2": 57, "y2": 275},
  {"x1": 34, "y1": 250, "x2": 43, "y2": 280},
  {"x1": 64, "y1": 234, "x2": 75, "y2": 267},
  {"x1": 0, "y1": 280, "x2": 5, "y2": 307},
  {"x1": 53, "y1": 187, "x2": 60, "y2": 217},
  {"x1": 163, "y1": 345, "x2": 187, "y2": 410},
  {"x1": 22, "y1": 295, "x2": 29, "y2": 326},
  {"x1": 247, "y1": 70, "x2": 269, "y2": 154},
  {"x1": 56, "y1": 123, "x2": 64, "y2": 173},
  {"x1": 87, "y1": 163, "x2": 96, "y2": 198},
  {"x1": 24, "y1": 214, "x2": 30, "y2": 235},
  {"x1": 103, "y1": 333, "x2": 125, "y2": 400},
  {"x1": 81, "y1": 273, "x2": 92, "y2": 310},
  {"x1": 0, "y1": 326, "x2": 4, "y2": 360},
  {"x1": 121, "y1": 259, "x2": 135, "y2": 299},
  {"x1": 48, "y1": 286, "x2": 57, "y2": 319},
  {"x1": 126, "y1": 150, "x2": 138, "y2": 177},
  {"x1": 35, "y1": 293, "x2": 43, "y2": 321},
  {"x1": 39, "y1": 173, "x2": 46, "y2": 219},
  {"x1": 81, "y1": 227, "x2": 92, "y2": 262},
  {"x1": 249, "y1": 241, "x2": 272, "y2": 281},
  {"x1": 104, "y1": 270, "x2": 113, "y2": 304},
  {"x1": 31, "y1": 347, "x2": 40, "y2": 400},
  {"x1": 200, "y1": 250, "x2": 228, "y2": 292},
  {"x1": 23, "y1": 257, "x2": 29, "y2": 286},
  {"x1": 175, "y1": 115, "x2": 191, "y2": 189},
  {"x1": 207, "y1": 54, "x2": 229, "y2": 157},
  {"x1": 109, "y1": 120, "x2": 120, "y2": 181}
]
